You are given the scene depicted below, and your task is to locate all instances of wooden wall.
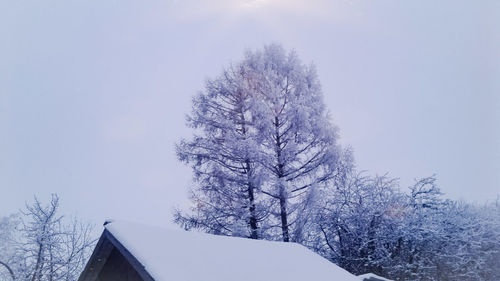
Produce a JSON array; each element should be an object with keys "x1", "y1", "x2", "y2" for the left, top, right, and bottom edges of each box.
[{"x1": 96, "y1": 248, "x2": 145, "y2": 281}]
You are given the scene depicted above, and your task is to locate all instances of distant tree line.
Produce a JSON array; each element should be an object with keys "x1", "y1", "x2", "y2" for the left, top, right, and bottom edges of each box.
[
  {"x1": 309, "y1": 173, "x2": 500, "y2": 280},
  {"x1": 0, "y1": 195, "x2": 95, "y2": 281},
  {"x1": 174, "y1": 44, "x2": 500, "y2": 280}
]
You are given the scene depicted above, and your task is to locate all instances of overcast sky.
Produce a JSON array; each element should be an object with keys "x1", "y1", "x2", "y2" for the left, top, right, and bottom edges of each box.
[{"x1": 1, "y1": 0, "x2": 499, "y2": 229}]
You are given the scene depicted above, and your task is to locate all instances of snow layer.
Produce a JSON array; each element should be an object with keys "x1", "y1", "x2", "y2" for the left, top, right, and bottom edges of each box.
[
  {"x1": 358, "y1": 273, "x2": 393, "y2": 281},
  {"x1": 105, "y1": 221, "x2": 359, "y2": 281}
]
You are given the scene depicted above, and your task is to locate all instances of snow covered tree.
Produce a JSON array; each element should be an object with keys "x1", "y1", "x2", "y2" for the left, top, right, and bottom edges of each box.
[
  {"x1": 314, "y1": 173, "x2": 500, "y2": 281},
  {"x1": 428, "y1": 200, "x2": 500, "y2": 281},
  {"x1": 175, "y1": 59, "x2": 268, "y2": 239},
  {"x1": 0, "y1": 195, "x2": 95, "y2": 281},
  {"x1": 478, "y1": 199, "x2": 500, "y2": 280},
  {"x1": 311, "y1": 171, "x2": 404, "y2": 276},
  {"x1": 387, "y1": 177, "x2": 447, "y2": 280},
  {"x1": 312, "y1": 174, "x2": 478, "y2": 280},
  {"x1": 243, "y1": 44, "x2": 345, "y2": 242},
  {"x1": 176, "y1": 44, "x2": 348, "y2": 243}
]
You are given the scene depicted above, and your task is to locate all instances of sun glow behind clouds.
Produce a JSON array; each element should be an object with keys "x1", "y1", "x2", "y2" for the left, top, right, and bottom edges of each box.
[
  {"x1": 241, "y1": 0, "x2": 269, "y2": 9},
  {"x1": 169, "y1": 0, "x2": 362, "y2": 24},
  {"x1": 238, "y1": 0, "x2": 333, "y2": 15}
]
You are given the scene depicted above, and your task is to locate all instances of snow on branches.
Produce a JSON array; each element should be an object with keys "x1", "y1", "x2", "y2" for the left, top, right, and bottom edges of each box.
[
  {"x1": 0, "y1": 195, "x2": 95, "y2": 281},
  {"x1": 175, "y1": 44, "x2": 350, "y2": 242}
]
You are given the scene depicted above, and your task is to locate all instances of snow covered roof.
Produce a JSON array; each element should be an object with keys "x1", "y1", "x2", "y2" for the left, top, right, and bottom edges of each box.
[{"x1": 93, "y1": 221, "x2": 358, "y2": 281}]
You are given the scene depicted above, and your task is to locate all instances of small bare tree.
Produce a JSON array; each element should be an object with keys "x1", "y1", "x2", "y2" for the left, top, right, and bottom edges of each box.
[{"x1": 0, "y1": 194, "x2": 95, "y2": 281}]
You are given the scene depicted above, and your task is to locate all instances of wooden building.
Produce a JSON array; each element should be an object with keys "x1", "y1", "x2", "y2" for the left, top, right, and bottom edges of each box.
[
  {"x1": 78, "y1": 221, "x2": 359, "y2": 281},
  {"x1": 78, "y1": 223, "x2": 153, "y2": 281}
]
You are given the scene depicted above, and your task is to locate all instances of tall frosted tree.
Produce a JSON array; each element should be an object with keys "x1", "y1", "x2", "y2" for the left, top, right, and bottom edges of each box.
[
  {"x1": 175, "y1": 61, "x2": 266, "y2": 239},
  {"x1": 244, "y1": 45, "x2": 344, "y2": 242},
  {"x1": 176, "y1": 44, "x2": 347, "y2": 242}
]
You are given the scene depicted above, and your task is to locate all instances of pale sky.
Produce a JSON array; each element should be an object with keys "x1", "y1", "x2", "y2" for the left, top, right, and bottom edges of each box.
[{"x1": 1, "y1": 0, "x2": 499, "y2": 229}]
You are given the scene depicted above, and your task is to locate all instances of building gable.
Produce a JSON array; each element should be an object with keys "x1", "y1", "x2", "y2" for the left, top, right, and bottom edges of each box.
[{"x1": 78, "y1": 230, "x2": 154, "y2": 281}]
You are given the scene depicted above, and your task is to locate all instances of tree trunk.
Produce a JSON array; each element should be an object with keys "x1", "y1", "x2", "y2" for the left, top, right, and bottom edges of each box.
[
  {"x1": 49, "y1": 244, "x2": 54, "y2": 281},
  {"x1": 338, "y1": 227, "x2": 347, "y2": 270},
  {"x1": 241, "y1": 105, "x2": 259, "y2": 239},
  {"x1": 279, "y1": 191, "x2": 290, "y2": 242},
  {"x1": 275, "y1": 116, "x2": 289, "y2": 242},
  {"x1": 31, "y1": 242, "x2": 43, "y2": 281},
  {"x1": 247, "y1": 179, "x2": 259, "y2": 239}
]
